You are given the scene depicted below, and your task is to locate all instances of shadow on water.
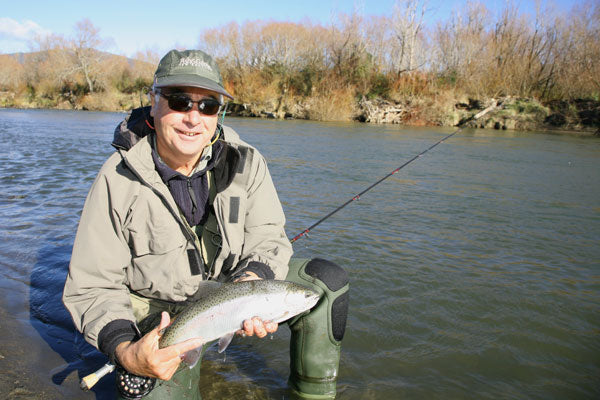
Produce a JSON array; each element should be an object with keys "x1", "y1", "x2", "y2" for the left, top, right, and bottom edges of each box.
[
  {"x1": 29, "y1": 243, "x2": 116, "y2": 399},
  {"x1": 28, "y1": 243, "x2": 292, "y2": 399},
  {"x1": 199, "y1": 341, "x2": 290, "y2": 399}
]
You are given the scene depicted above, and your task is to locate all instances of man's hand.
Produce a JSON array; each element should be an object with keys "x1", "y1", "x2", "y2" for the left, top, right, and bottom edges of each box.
[
  {"x1": 234, "y1": 271, "x2": 279, "y2": 338},
  {"x1": 114, "y1": 312, "x2": 204, "y2": 380},
  {"x1": 238, "y1": 316, "x2": 278, "y2": 338}
]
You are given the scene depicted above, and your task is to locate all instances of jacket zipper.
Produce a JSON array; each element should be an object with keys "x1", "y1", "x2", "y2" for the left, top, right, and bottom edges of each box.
[{"x1": 187, "y1": 178, "x2": 198, "y2": 217}]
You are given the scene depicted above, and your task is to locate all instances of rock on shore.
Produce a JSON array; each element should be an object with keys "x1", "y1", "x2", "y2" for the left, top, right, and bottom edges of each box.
[{"x1": 225, "y1": 95, "x2": 599, "y2": 134}]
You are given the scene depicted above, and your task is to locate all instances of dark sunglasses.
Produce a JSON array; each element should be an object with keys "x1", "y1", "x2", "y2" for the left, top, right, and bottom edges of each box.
[{"x1": 156, "y1": 91, "x2": 222, "y2": 115}]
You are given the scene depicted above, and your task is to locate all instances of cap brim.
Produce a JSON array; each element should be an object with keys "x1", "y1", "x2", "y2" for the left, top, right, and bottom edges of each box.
[{"x1": 155, "y1": 74, "x2": 234, "y2": 100}]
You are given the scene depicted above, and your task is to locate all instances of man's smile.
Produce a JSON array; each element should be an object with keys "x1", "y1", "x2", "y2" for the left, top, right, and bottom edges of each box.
[{"x1": 175, "y1": 128, "x2": 202, "y2": 137}]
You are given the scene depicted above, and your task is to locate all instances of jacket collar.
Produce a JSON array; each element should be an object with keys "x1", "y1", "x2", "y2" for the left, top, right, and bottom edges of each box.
[
  {"x1": 117, "y1": 122, "x2": 241, "y2": 194},
  {"x1": 112, "y1": 107, "x2": 155, "y2": 151}
]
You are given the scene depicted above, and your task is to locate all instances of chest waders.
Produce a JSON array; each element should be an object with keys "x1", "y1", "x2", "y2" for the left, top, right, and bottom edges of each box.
[{"x1": 117, "y1": 180, "x2": 349, "y2": 399}]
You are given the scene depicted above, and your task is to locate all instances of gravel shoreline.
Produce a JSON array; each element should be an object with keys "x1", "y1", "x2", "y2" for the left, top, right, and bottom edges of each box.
[{"x1": 0, "y1": 291, "x2": 92, "y2": 399}]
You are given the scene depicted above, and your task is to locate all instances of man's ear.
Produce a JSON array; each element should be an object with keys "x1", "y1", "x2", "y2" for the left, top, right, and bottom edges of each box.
[{"x1": 149, "y1": 92, "x2": 157, "y2": 117}]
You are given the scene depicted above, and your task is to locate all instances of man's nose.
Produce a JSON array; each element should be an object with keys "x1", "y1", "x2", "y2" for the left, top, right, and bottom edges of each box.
[{"x1": 183, "y1": 107, "x2": 203, "y2": 125}]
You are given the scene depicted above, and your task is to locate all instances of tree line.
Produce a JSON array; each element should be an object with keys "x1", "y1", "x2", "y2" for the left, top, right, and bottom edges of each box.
[
  {"x1": 1, "y1": 1, "x2": 598, "y2": 119},
  {"x1": 0, "y1": 19, "x2": 158, "y2": 110}
]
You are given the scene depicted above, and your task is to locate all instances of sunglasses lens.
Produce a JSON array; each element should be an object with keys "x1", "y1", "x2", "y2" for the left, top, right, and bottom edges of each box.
[
  {"x1": 161, "y1": 92, "x2": 221, "y2": 115},
  {"x1": 199, "y1": 99, "x2": 221, "y2": 115},
  {"x1": 167, "y1": 95, "x2": 193, "y2": 112}
]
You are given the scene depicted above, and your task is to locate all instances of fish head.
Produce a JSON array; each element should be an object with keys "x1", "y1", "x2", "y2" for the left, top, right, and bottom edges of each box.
[{"x1": 283, "y1": 283, "x2": 320, "y2": 314}]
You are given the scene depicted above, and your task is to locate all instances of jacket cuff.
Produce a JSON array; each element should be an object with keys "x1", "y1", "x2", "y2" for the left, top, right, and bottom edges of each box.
[
  {"x1": 233, "y1": 261, "x2": 275, "y2": 280},
  {"x1": 98, "y1": 319, "x2": 138, "y2": 365}
]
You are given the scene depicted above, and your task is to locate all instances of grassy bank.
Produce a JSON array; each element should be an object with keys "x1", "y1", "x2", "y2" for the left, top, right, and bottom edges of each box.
[
  {"x1": 2, "y1": 89, "x2": 597, "y2": 135},
  {"x1": 0, "y1": 89, "x2": 142, "y2": 112}
]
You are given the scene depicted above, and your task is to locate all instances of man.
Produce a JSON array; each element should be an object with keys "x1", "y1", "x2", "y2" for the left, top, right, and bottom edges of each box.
[{"x1": 63, "y1": 49, "x2": 349, "y2": 399}]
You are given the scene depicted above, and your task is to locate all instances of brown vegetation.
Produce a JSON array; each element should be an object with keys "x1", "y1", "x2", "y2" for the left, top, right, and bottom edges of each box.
[
  {"x1": 1, "y1": 1, "x2": 598, "y2": 131},
  {"x1": 0, "y1": 18, "x2": 158, "y2": 111}
]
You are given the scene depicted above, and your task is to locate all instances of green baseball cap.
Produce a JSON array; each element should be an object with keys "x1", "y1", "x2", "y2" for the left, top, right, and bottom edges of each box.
[{"x1": 153, "y1": 49, "x2": 233, "y2": 100}]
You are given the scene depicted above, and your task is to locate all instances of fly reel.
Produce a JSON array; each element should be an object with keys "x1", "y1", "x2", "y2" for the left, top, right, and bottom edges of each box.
[{"x1": 116, "y1": 365, "x2": 156, "y2": 399}]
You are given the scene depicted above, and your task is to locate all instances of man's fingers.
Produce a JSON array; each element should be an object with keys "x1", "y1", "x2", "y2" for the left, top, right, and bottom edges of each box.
[
  {"x1": 253, "y1": 317, "x2": 267, "y2": 338},
  {"x1": 172, "y1": 337, "x2": 205, "y2": 356},
  {"x1": 141, "y1": 311, "x2": 171, "y2": 346},
  {"x1": 158, "y1": 311, "x2": 171, "y2": 331},
  {"x1": 264, "y1": 321, "x2": 278, "y2": 333},
  {"x1": 157, "y1": 337, "x2": 204, "y2": 363},
  {"x1": 243, "y1": 319, "x2": 254, "y2": 336},
  {"x1": 239, "y1": 318, "x2": 277, "y2": 338}
]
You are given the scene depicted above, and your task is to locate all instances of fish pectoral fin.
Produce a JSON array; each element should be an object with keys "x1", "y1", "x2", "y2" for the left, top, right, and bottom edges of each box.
[
  {"x1": 182, "y1": 346, "x2": 204, "y2": 369},
  {"x1": 217, "y1": 332, "x2": 235, "y2": 353}
]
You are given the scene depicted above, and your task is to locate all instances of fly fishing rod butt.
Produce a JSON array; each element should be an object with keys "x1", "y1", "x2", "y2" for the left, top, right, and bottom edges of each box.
[{"x1": 80, "y1": 363, "x2": 115, "y2": 391}]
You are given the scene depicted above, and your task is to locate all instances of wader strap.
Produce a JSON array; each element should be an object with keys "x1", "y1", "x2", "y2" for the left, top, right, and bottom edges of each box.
[{"x1": 197, "y1": 171, "x2": 221, "y2": 278}]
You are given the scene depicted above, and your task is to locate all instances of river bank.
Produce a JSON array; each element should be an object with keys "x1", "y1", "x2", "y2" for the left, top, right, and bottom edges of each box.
[
  {"x1": 227, "y1": 96, "x2": 600, "y2": 135},
  {"x1": 1, "y1": 90, "x2": 598, "y2": 135}
]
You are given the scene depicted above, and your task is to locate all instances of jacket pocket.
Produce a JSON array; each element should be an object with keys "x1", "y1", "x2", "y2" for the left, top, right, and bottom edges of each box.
[
  {"x1": 125, "y1": 200, "x2": 186, "y2": 256},
  {"x1": 129, "y1": 227, "x2": 185, "y2": 256}
]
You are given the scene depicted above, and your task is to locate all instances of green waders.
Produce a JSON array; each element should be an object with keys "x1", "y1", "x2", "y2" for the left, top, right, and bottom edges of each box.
[
  {"x1": 285, "y1": 258, "x2": 349, "y2": 399},
  {"x1": 117, "y1": 258, "x2": 349, "y2": 400}
]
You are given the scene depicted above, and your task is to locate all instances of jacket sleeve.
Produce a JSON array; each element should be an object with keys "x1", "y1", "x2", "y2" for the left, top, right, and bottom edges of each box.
[
  {"x1": 235, "y1": 152, "x2": 293, "y2": 280},
  {"x1": 62, "y1": 156, "x2": 137, "y2": 350}
]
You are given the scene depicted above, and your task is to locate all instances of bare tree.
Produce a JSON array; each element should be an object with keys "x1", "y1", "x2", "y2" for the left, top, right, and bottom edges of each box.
[
  {"x1": 433, "y1": 2, "x2": 488, "y2": 74},
  {"x1": 200, "y1": 22, "x2": 246, "y2": 77},
  {"x1": 0, "y1": 55, "x2": 24, "y2": 90},
  {"x1": 24, "y1": 33, "x2": 70, "y2": 96},
  {"x1": 364, "y1": 15, "x2": 395, "y2": 73},
  {"x1": 556, "y1": 0, "x2": 600, "y2": 98},
  {"x1": 66, "y1": 18, "x2": 108, "y2": 93},
  {"x1": 390, "y1": 0, "x2": 429, "y2": 75},
  {"x1": 326, "y1": 11, "x2": 370, "y2": 82}
]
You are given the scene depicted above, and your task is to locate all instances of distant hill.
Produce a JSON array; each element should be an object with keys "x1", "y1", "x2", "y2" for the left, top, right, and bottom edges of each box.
[{"x1": 1, "y1": 49, "x2": 151, "y2": 68}]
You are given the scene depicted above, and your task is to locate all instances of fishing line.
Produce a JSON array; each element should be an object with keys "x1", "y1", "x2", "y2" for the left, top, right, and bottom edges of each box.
[
  {"x1": 211, "y1": 102, "x2": 229, "y2": 146},
  {"x1": 289, "y1": 101, "x2": 502, "y2": 244},
  {"x1": 79, "y1": 99, "x2": 500, "y2": 392}
]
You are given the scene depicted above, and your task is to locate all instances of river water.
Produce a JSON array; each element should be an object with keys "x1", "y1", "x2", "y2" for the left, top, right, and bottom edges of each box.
[{"x1": 0, "y1": 108, "x2": 598, "y2": 399}]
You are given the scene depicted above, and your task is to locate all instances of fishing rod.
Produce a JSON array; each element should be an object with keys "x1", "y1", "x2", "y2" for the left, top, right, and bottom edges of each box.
[
  {"x1": 80, "y1": 99, "x2": 501, "y2": 392},
  {"x1": 289, "y1": 100, "x2": 503, "y2": 243}
]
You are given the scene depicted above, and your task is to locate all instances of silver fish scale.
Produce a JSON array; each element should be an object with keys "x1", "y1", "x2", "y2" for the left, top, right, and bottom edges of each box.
[{"x1": 159, "y1": 280, "x2": 319, "y2": 349}]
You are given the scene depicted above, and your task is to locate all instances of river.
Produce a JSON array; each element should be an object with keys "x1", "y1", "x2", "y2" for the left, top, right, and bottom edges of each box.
[{"x1": 0, "y1": 108, "x2": 598, "y2": 399}]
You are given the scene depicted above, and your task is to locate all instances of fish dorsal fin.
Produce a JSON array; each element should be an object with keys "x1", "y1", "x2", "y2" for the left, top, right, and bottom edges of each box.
[{"x1": 184, "y1": 281, "x2": 223, "y2": 304}]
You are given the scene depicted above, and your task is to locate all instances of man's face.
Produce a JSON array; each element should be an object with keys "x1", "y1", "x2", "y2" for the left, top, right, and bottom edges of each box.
[{"x1": 150, "y1": 86, "x2": 219, "y2": 170}]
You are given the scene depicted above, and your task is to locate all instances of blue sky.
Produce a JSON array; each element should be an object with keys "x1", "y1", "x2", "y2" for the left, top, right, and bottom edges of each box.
[{"x1": 1, "y1": 0, "x2": 582, "y2": 57}]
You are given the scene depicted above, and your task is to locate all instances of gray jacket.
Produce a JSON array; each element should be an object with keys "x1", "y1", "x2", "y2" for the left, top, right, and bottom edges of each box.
[{"x1": 63, "y1": 108, "x2": 292, "y2": 356}]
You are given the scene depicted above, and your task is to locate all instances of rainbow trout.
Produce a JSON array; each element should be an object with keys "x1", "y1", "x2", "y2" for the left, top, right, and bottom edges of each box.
[
  {"x1": 159, "y1": 280, "x2": 320, "y2": 367},
  {"x1": 81, "y1": 280, "x2": 319, "y2": 394}
]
